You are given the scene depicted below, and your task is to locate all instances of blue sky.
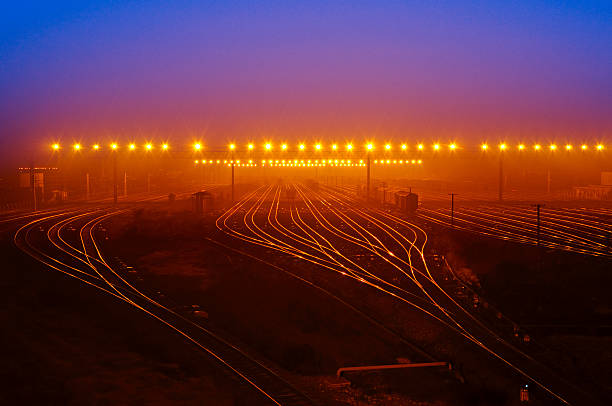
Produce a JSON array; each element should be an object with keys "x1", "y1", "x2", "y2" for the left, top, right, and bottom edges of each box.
[{"x1": 1, "y1": 1, "x2": 611, "y2": 151}]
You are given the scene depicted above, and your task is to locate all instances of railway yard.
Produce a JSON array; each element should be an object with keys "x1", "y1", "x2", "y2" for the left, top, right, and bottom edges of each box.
[{"x1": 3, "y1": 182, "x2": 611, "y2": 405}]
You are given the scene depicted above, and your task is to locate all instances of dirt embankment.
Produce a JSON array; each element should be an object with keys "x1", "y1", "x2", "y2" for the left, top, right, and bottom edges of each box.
[{"x1": 428, "y1": 225, "x2": 612, "y2": 402}]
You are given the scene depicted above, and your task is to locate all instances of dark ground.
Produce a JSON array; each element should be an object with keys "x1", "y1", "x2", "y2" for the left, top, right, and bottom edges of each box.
[{"x1": 1, "y1": 228, "x2": 271, "y2": 406}]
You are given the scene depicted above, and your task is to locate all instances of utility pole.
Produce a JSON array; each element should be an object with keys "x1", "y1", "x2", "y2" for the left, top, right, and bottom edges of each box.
[
  {"x1": 449, "y1": 193, "x2": 458, "y2": 228},
  {"x1": 531, "y1": 203, "x2": 545, "y2": 271},
  {"x1": 123, "y1": 171, "x2": 127, "y2": 198},
  {"x1": 531, "y1": 204, "x2": 545, "y2": 247}
]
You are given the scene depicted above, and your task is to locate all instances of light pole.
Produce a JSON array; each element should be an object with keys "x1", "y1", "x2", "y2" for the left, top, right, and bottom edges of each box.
[
  {"x1": 86, "y1": 173, "x2": 90, "y2": 200},
  {"x1": 366, "y1": 143, "x2": 373, "y2": 200},
  {"x1": 498, "y1": 143, "x2": 506, "y2": 201},
  {"x1": 30, "y1": 163, "x2": 37, "y2": 211},
  {"x1": 111, "y1": 144, "x2": 118, "y2": 204},
  {"x1": 229, "y1": 143, "x2": 236, "y2": 202}
]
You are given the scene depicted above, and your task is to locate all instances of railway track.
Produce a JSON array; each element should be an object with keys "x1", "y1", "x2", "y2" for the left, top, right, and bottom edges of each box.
[
  {"x1": 12, "y1": 192, "x2": 317, "y2": 406},
  {"x1": 418, "y1": 204, "x2": 612, "y2": 257},
  {"x1": 216, "y1": 182, "x2": 604, "y2": 405}
]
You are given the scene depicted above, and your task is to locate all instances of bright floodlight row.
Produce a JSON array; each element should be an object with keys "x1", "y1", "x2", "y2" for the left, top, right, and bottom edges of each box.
[
  {"x1": 244, "y1": 142, "x2": 449, "y2": 151},
  {"x1": 228, "y1": 142, "x2": 604, "y2": 151},
  {"x1": 51, "y1": 142, "x2": 606, "y2": 152},
  {"x1": 482, "y1": 143, "x2": 604, "y2": 151},
  {"x1": 52, "y1": 143, "x2": 170, "y2": 151}
]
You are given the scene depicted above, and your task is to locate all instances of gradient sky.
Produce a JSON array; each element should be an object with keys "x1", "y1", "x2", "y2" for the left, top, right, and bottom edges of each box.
[{"x1": 1, "y1": 0, "x2": 611, "y2": 152}]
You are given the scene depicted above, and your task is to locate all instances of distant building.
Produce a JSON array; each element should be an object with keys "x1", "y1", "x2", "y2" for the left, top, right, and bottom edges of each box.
[{"x1": 573, "y1": 172, "x2": 612, "y2": 200}]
